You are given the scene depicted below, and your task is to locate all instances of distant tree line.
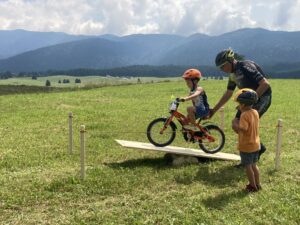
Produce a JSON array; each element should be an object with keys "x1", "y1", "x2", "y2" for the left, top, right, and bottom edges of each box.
[
  {"x1": 45, "y1": 78, "x2": 81, "y2": 87},
  {"x1": 0, "y1": 65, "x2": 225, "y2": 79},
  {"x1": 0, "y1": 65, "x2": 299, "y2": 79}
]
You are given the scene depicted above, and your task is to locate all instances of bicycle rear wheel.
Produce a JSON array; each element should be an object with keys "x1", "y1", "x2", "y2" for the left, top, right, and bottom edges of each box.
[
  {"x1": 147, "y1": 118, "x2": 176, "y2": 147},
  {"x1": 199, "y1": 124, "x2": 225, "y2": 154}
]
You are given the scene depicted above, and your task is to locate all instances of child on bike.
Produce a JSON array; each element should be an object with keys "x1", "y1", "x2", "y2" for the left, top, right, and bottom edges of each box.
[
  {"x1": 179, "y1": 68, "x2": 209, "y2": 131},
  {"x1": 232, "y1": 88, "x2": 261, "y2": 192}
]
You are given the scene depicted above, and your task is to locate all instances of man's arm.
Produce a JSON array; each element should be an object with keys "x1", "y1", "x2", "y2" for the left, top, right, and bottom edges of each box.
[
  {"x1": 256, "y1": 78, "x2": 270, "y2": 97},
  {"x1": 241, "y1": 61, "x2": 270, "y2": 97},
  {"x1": 210, "y1": 89, "x2": 234, "y2": 117}
]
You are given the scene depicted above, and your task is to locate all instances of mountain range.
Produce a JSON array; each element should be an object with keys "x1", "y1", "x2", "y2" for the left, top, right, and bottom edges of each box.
[
  {"x1": 0, "y1": 28, "x2": 300, "y2": 75},
  {"x1": 0, "y1": 29, "x2": 91, "y2": 59}
]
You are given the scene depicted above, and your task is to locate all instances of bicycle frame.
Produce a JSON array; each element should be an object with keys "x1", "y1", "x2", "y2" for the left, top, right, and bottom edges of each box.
[{"x1": 160, "y1": 101, "x2": 216, "y2": 142}]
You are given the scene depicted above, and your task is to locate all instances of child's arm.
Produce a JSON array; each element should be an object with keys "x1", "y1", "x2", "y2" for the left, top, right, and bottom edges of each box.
[
  {"x1": 232, "y1": 118, "x2": 239, "y2": 134},
  {"x1": 232, "y1": 118, "x2": 248, "y2": 134},
  {"x1": 180, "y1": 87, "x2": 203, "y2": 102}
]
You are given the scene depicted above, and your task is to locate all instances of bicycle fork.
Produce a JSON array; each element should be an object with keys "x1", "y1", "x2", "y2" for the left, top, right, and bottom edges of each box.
[{"x1": 159, "y1": 116, "x2": 174, "y2": 134}]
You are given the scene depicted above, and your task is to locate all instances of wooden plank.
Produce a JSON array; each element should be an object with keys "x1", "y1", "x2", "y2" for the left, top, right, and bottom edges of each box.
[{"x1": 115, "y1": 140, "x2": 240, "y2": 161}]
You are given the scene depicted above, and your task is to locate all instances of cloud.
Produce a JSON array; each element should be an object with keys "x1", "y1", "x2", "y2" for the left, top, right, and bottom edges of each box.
[
  {"x1": 280, "y1": 0, "x2": 300, "y2": 31},
  {"x1": 0, "y1": 0, "x2": 299, "y2": 35}
]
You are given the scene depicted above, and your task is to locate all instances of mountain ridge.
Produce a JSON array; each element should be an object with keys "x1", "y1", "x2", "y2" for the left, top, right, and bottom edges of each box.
[{"x1": 0, "y1": 28, "x2": 300, "y2": 75}]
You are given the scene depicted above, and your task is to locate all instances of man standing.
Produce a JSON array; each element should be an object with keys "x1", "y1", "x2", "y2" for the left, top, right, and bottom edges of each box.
[{"x1": 209, "y1": 49, "x2": 272, "y2": 167}]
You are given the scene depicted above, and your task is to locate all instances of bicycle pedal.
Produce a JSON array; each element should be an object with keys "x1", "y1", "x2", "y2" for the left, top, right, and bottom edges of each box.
[
  {"x1": 189, "y1": 137, "x2": 195, "y2": 143},
  {"x1": 194, "y1": 131, "x2": 204, "y2": 137}
]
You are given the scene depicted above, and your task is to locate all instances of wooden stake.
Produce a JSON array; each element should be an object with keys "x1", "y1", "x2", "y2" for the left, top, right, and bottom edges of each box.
[
  {"x1": 68, "y1": 112, "x2": 73, "y2": 154},
  {"x1": 219, "y1": 107, "x2": 225, "y2": 130},
  {"x1": 275, "y1": 119, "x2": 283, "y2": 170},
  {"x1": 80, "y1": 125, "x2": 86, "y2": 179}
]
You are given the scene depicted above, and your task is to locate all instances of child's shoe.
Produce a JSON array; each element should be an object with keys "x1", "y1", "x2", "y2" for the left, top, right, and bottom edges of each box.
[
  {"x1": 256, "y1": 184, "x2": 262, "y2": 191},
  {"x1": 183, "y1": 124, "x2": 199, "y2": 131},
  {"x1": 245, "y1": 184, "x2": 258, "y2": 193}
]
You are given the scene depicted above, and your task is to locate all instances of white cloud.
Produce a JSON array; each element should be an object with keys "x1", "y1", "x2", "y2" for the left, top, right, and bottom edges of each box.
[{"x1": 0, "y1": 0, "x2": 299, "y2": 35}]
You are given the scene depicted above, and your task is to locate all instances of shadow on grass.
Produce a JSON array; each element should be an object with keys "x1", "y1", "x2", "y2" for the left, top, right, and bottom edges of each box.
[
  {"x1": 194, "y1": 164, "x2": 244, "y2": 188},
  {"x1": 105, "y1": 157, "x2": 172, "y2": 170},
  {"x1": 202, "y1": 190, "x2": 248, "y2": 209},
  {"x1": 106, "y1": 156, "x2": 216, "y2": 171}
]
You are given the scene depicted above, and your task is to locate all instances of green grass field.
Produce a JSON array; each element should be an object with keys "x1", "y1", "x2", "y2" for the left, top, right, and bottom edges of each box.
[{"x1": 0, "y1": 79, "x2": 299, "y2": 224}]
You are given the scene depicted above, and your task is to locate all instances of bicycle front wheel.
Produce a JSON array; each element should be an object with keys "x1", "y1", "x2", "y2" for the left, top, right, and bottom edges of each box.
[
  {"x1": 147, "y1": 118, "x2": 176, "y2": 147},
  {"x1": 199, "y1": 124, "x2": 225, "y2": 154}
]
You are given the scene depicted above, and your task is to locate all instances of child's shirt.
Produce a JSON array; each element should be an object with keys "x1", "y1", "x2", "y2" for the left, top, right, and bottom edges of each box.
[
  {"x1": 190, "y1": 88, "x2": 209, "y2": 110},
  {"x1": 190, "y1": 88, "x2": 209, "y2": 118},
  {"x1": 238, "y1": 109, "x2": 260, "y2": 152}
]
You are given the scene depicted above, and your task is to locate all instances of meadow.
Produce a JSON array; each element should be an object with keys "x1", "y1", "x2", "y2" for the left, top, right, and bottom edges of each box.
[
  {"x1": 0, "y1": 75, "x2": 179, "y2": 88},
  {"x1": 0, "y1": 78, "x2": 299, "y2": 224}
]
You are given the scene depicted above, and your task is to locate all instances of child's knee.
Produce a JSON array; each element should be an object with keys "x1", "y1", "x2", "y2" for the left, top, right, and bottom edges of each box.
[{"x1": 187, "y1": 106, "x2": 195, "y2": 114}]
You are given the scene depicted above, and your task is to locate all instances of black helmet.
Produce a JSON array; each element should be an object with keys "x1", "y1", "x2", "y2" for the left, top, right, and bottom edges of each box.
[
  {"x1": 234, "y1": 88, "x2": 258, "y2": 105},
  {"x1": 215, "y1": 49, "x2": 235, "y2": 67}
]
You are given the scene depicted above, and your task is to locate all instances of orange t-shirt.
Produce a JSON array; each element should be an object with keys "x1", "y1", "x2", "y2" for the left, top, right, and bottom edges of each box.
[{"x1": 238, "y1": 109, "x2": 260, "y2": 152}]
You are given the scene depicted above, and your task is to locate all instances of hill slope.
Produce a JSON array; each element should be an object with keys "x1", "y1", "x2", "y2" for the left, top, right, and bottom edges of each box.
[
  {"x1": 0, "y1": 34, "x2": 184, "y2": 72},
  {"x1": 0, "y1": 29, "x2": 91, "y2": 59},
  {"x1": 157, "y1": 28, "x2": 300, "y2": 66}
]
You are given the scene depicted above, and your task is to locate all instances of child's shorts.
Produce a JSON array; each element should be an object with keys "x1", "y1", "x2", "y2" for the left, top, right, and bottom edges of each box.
[
  {"x1": 195, "y1": 106, "x2": 209, "y2": 119},
  {"x1": 240, "y1": 151, "x2": 259, "y2": 166}
]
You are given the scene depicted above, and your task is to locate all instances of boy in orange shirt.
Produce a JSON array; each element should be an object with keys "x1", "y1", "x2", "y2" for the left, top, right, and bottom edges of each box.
[{"x1": 232, "y1": 89, "x2": 261, "y2": 192}]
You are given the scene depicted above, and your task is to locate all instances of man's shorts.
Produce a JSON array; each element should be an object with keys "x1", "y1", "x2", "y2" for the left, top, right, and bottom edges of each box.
[{"x1": 240, "y1": 151, "x2": 259, "y2": 166}]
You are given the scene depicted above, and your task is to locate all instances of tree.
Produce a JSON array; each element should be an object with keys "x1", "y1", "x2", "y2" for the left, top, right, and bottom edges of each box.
[
  {"x1": 0, "y1": 71, "x2": 13, "y2": 79},
  {"x1": 75, "y1": 78, "x2": 81, "y2": 83},
  {"x1": 45, "y1": 80, "x2": 51, "y2": 86},
  {"x1": 32, "y1": 75, "x2": 37, "y2": 80}
]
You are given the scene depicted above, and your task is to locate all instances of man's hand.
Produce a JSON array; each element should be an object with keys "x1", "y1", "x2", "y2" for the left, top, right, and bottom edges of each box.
[{"x1": 208, "y1": 108, "x2": 216, "y2": 118}]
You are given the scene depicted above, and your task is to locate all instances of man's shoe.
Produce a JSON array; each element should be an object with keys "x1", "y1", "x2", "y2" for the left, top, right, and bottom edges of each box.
[
  {"x1": 256, "y1": 184, "x2": 262, "y2": 191},
  {"x1": 234, "y1": 163, "x2": 243, "y2": 169},
  {"x1": 258, "y1": 144, "x2": 266, "y2": 160}
]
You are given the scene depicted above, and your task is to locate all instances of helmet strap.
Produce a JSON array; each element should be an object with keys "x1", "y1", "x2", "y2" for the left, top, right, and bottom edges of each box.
[
  {"x1": 191, "y1": 79, "x2": 197, "y2": 91},
  {"x1": 230, "y1": 61, "x2": 236, "y2": 73}
]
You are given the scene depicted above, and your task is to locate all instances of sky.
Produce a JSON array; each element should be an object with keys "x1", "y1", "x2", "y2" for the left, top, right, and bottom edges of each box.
[{"x1": 0, "y1": 0, "x2": 300, "y2": 36}]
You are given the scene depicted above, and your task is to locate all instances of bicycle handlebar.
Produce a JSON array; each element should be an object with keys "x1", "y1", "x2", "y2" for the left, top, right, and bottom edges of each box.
[{"x1": 175, "y1": 98, "x2": 185, "y2": 103}]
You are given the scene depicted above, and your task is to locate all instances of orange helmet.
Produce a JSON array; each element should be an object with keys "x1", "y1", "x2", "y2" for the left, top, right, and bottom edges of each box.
[{"x1": 182, "y1": 69, "x2": 202, "y2": 79}]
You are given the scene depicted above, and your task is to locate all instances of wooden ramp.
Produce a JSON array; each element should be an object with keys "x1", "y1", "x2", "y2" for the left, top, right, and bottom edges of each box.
[{"x1": 116, "y1": 140, "x2": 240, "y2": 161}]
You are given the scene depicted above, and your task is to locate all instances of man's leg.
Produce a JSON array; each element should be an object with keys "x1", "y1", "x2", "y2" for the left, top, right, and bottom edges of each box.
[
  {"x1": 253, "y1": 94, "x2": 272, "y2": 160},
  {"x1": 258, "y1": 143, "x2": 266, "y2": 160},
  {"x1": 233, "y1": 110, "x2": 243, "y2": 168}
]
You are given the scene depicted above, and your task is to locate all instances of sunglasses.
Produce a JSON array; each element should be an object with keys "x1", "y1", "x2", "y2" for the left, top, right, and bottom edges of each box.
[{"x1": 218, "y1": 62, "x2": 228, "y2": 70}]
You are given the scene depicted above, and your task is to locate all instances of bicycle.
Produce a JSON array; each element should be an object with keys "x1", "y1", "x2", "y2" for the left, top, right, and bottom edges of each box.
[{"x1": 146, "y1": 98, "x2": 225, "y2": 154}]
